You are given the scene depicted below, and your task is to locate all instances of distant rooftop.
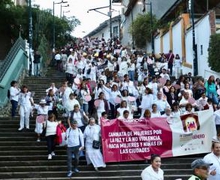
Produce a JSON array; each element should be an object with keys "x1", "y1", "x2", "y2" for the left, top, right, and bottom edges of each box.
[{"x1": 86, "y1": 15, "x2": 121, "y2": 37}]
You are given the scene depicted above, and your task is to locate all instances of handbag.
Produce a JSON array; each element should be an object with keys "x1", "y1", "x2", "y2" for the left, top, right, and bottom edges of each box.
[
  {"x1": 92, "y1": 140, "x2": 100, "y2": 149},
  {"x1": 42, "y1": 127, "x2": 46, "y2": 137},
  {"x1": 41, "y1": 120, "x2": 47, "y2": 137}
]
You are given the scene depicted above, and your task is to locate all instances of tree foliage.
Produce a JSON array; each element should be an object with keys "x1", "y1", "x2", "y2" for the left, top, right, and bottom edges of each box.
[
  {"x1": 208, "y1": 34, "x2": 220, "y2": 72},
  {"x1": 129, "y1": 13, "x2": 158, "y2": 49},
  {"x1": 0, "y1": 2, "x2": 80, "y2": 51},
  {"x1": 38, "y1": 35, "x2": 50, "y2": 67}
]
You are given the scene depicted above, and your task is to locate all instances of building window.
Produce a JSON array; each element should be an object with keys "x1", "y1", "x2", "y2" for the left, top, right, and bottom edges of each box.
[{"x1": 113, "y1": 26, "x2": 118, "y2": 38}]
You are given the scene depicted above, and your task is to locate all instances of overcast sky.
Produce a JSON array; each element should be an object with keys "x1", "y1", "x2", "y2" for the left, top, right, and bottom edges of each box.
[{"x1": 33, "y1": 0, "x2": 121, "y2": 37}]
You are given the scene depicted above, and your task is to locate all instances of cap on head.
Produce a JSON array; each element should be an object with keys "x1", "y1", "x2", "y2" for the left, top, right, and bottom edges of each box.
[
  {"x1": 191, "y1": 159, "x2": 212, "y2": 170},
  {"x1": 39, "y1": 99, "x2": 46, "y2": 104}
]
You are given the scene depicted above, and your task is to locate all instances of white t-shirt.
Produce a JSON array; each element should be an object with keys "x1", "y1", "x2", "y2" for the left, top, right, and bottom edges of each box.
[{"x1": 141, "y1": 165, "x2": 164, "y2": 180}]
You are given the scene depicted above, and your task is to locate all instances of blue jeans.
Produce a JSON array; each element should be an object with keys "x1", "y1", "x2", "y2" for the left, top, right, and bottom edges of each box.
[
  {"x1": 83, "y1": 104, "x2": 88, "y2": 115},
  {"x1": 11, "y1": 100, "x2": 18, "y2": 117},
  {"x1": 208, "y1": 92, "x2": 219, "y2": 105},
  {"x1": 128, "y1": 71, "x2": 135, "y2": 81},
  {"x1": 67, "y1": 146, "x2": 80, "y2": 172},
  {"x1": 46, "y1": 135, "x2": 56, "y2": 154},
  {"x1": 34, "y1": 63, "x2": 40, "y2": 76}
]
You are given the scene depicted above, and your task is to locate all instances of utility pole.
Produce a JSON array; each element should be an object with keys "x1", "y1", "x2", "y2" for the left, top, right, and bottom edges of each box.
[
  {"x1": 190, "y1": 0, "x2": 198, "y2": 76},
  {"x1": 28, "y1": 0, "x2": 33, "y2": 76},
  {"x1": 109, "y1": 0, "x2": 112, "y2": 39},
  {"x1": 87, "y1": 2, "x2": 113, "y2": 40}
]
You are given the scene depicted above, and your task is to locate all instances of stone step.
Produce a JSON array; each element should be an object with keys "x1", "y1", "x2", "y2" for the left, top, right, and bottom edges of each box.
[
  {"x1": 0, "y1": 170, "x2": 190, "y2": 179},
  {"x1": 0, "y1": 164, "x2": 192, "y2": 172},
  {"x1": 0, "y1": 160, "x2": 190, "y2": 169},
  {"x1": 0, "y1": 176, "x2": 189, "y2": 180}
]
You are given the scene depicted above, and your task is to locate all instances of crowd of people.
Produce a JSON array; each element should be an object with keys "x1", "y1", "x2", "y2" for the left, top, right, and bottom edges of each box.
[{"x1": 8, "y1": 36, "x2": 220, "y2": 178}]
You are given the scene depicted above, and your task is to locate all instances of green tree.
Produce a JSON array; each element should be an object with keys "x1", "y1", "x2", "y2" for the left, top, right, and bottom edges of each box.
[
  {"x1": 130, "y1": 13, "x2": 158, "y2": 49},
  {"x1": 0, "y1": 1, "x2": 80, "y2": 50},
  {"x1": 38, "y1": 35, "x2": 50, "y2": 67},
  {"x1": 208, "y1": 34, "x2": 220, "y2": 72}
]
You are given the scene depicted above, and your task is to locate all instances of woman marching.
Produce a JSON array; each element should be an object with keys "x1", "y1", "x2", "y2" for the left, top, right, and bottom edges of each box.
[
  {"x1": 34, "y1": 99, "x2": 49, "y2": 142},
  {"x1": 17, "y1": 85, "x2": 33, "y2": 131},
  {"x1": 84, "y1": 117, "x2": 106, "y2": 171},
  {"x1": 45, "y1": 113, "x2": 60, "y2": 160},
  {"x1": 141, "y1": 154, "x2": 164, "y2": 180}
]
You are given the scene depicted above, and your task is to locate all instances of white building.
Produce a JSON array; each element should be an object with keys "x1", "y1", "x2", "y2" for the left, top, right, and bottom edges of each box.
[
  {"x1": 13, "y1": 0, "x2": 27, "y2": 6},
  {"x1": 86, "y1": 15, "x2": 121, "y2": 40}
]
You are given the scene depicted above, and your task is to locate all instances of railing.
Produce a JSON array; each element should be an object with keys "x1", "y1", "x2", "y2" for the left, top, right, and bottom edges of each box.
[
  {"x1": 0, "y1": 37, "x2": 26, "y2": 82},
  {"x1": 0, "y1": 37, "x2": 28, "y2": 108}
]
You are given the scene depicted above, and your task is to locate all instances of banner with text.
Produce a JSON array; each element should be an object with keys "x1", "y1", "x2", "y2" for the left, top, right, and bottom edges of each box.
[{"x1": 101, "y1": 109, "x2": 215, "y2": 162}]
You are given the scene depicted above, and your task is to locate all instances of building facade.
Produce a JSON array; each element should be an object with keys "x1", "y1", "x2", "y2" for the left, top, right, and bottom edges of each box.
[
  {"x1": 13, "y1": 0, "x2": 27, "y2": 6},
  {"x1": 86, "y1": 15, "x2": 121, "y2": 40}
]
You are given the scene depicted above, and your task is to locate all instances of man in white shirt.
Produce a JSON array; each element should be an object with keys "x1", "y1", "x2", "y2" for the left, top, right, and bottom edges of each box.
[
  {"x1": 64, "y1": 93, "x2": 81, "y2": 116},
  {"x1": 153, "y1": 92, "x2": 170, "y2": 115},
  {"x1": 121, "y1": 74, "x2": 136, "y2": 96},
  {"x1": 9, "y1": 80, "x2": 20, "y2": 118},
  {"x1": 66, "y1": 120, "x2": 84, "y2": 177},
  {"x1": 54, "y1": 51, "x2": 62, "y2": 71},
  {"x1": 203, "y1": 141, "x2": 220, "y2": 180}
]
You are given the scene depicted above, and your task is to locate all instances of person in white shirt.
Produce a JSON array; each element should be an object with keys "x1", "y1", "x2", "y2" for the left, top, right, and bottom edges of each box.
[
  {"x1": 34, "y1": 99, "x2": 49, "y2": 142},
  {"x1": 148, "y1": 76, "x2": 158, "y2": 100},
  {"x1": 65, "y1": 58, "x2": 76, "y2": 85},
  {"x1": 67, "y1": 104, "x2": 89, "y2": 132},
  {"x1": 94, "y1": 92, "x2": 109, "y2": 124},
  {"x1": 80, "y1": 82, "x2": 91, "y2": 115},
  {"x1": 151, "y1": 104, "x2": 161, "y2": 118},
  {"x1": 60, "y1": 82, "x2": 73, "y2": 108},
  {"x1": 117, "y1": 100, "x2": 133, "y2": 119},
  {"x1": 171, "y1": 102, "x2": 181, "y2": 118},
  {"x1": 140, "y1": 87, "x2": 154, "y2": 116},
  {"x1": 121, "y1": 74, "x2": 136, "y2": 96},
  {"x1": 64, "y1": 93, "x2": 81, "y2": 116},
  {"x1": 84, "y1": 117, "x2": 106, "y2": 171},
  {"x1": 203, "y1": 141, "x2": 220, "y2": 180},
  {"x1": 45, "y1": 83, "x2": 58, "y2": 95},
  {"x1": 118, "y1": 110, "x2": 133, "y2": 122},
  {"x1": 103, "y1": 84, "x2": 121, "y2": 119},
  {"x1": 153, "y1": 92, "x2": 170, "y2": 115},
  {"x1": 17, "y1": 85, "x2": 33, "y2": 131},
  {"x1": 179, "y1": 91, "x2": 196, "y2": 114},
  {"x1": 141, "y1": 154, "x2": 164, "y2": 180},
  {"x1": 128, "y1": 59, "x2": 135, "y2": 81},
  {"x1": 183, "y1": 82, "x2": 193, "y2": 98},
  {"x1": 162, "y1": 107, "x2": 174, "y2": 124},
  {"x1": 119, "y1": 57, "x2": 128, "y2": 77},
  {"x1": 99, "y1": 71, "x2": 107, "y2": 84},
  {"x1": 9, "y1": 80, "x2": 20, "y2": 118},
  {"x1": 54, "y1": 51, "x2": 62, "y2": 71},
  {"x1": 136, "y1": 53, "x2": 144, "y2": 70},
  {"x1": 89, "y1": 62, "x2": 97, "y2": 81},
  {"x1": 45, "y1": 113, "x2": 59, "y2": 160},
  {"x1": 76, "y1": 58, "x2": 86, "y2": 73},
  {"x1": 174, "y1": 54, "x2": 182, "y2": 79},
  {"x1": 160, "y1": 68, "x2": 170, "y2": 80},
  {"x1": 196, "y1": 92, "x2": 209, "y2": 111},
  {"x1": 66, "y1": 120, "x2": 84, "y2": 177}
]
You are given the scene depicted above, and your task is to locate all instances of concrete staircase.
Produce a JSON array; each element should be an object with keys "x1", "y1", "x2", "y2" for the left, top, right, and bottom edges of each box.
[{"x1": 0, "y1": 68, "x2": 205, "y2": 180}]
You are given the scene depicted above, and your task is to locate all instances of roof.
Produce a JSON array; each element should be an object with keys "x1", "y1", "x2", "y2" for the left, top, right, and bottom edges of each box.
[{"x1": 86, "y1": 15, "x2": 121, "y2": 37}]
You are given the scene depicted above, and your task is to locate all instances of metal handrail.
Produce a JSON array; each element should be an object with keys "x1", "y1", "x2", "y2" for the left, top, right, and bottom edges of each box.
[{"x1": 0, "y1": 37, "x2": 25, "y2": 82}]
